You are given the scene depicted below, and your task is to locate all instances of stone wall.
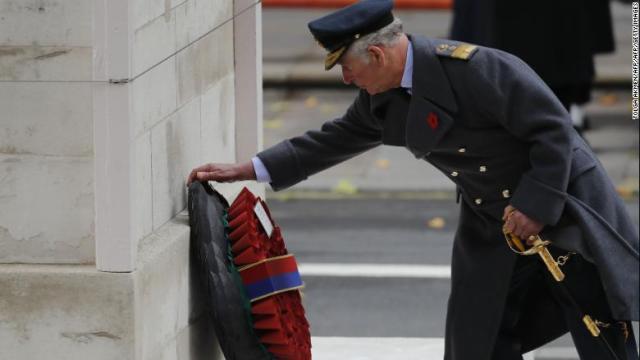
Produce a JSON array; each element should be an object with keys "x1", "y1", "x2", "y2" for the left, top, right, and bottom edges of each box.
[
  {"x1": 0, "y1": 0, "x2": 95, "y2": 264},
  {"x1": 0, "y1": 0, "x2": 263, "y2": 358},
  {"x1": 130, "y1": 0, "x2": 236, "y2": 251}
]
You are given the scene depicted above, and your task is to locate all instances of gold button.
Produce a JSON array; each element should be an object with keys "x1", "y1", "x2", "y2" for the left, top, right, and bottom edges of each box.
[
  {"x1": 474, "y1": 198, "x2": 483, "y2": 205},
  {"x1": 479, "y1": 166, "x2": 487, "y2": 172},
  {"x1": 451, "y1": 171, "x2": 459, "y2": 177},
  {"x1": 502, "y1": 189, "x2": 511, "y2": 198},
  {"x1": 458, "y1": 147, "x2": 466, "y2": 153}
]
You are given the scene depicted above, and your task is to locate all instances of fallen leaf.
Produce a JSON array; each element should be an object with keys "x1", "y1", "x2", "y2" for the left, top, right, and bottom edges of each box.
[
  {"x1": 304, "y1": 96, "x2": 319, "y2": 109},
  {"x1": 427, "y1": 217, "x2": 446, "y2": 229},
  {"x1": 375, "y1": 158, "x2": 390, "y2": 169},
  {"x1": 598, "y1": 93, "x2": 618, "y2": 107},
  {"x1": 332, "y1": 179, "x2": 358, "y2": 195},
  {"x1": 264, "y1": 118, "x2": 284, "y2": 129},
  {"x1": 320, "y1": 104, "x2": 336, "y2": 114},
  {"x1": 269, "y1": 101, "x2": 290, "y2": 113},
  {"x1": 616, "y1": 177, "x2": 639, "y2": 199}
]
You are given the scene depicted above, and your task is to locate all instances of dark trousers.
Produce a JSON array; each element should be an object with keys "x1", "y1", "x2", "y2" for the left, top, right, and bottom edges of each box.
[{"x1": 491, "y1": 250, "x2": 638, "y2": 360}]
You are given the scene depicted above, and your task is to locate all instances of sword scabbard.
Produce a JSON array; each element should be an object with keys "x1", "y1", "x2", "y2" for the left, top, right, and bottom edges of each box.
[
  {"x1": 534, "y1": 241, "x2": 565, "y2": 282},
  {"x1": 583, "y1": 315, "x2": 601, "y2": 337}
]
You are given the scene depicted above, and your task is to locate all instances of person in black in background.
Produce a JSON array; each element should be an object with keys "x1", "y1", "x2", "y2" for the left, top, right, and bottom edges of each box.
[{"x1": 450, "y1": 0, "x2": 616, "y2": 133}]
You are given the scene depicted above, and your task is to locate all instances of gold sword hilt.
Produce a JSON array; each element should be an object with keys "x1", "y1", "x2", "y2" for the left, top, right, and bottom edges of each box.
[
  {"x1": 530, "y1": 237, "x2": 565, "y2": 282},
  {"x1": 503, "y1": 231, "x2": 565, "y2": 282}
]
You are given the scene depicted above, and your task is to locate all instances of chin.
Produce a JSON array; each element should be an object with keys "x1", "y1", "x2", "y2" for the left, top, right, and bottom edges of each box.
[
  {"x1": 365, "y1": 85, "x2": 392, "y2": 95},
  {"x1": 365, "y1": 87, "x2": 380, "y2": 95}
]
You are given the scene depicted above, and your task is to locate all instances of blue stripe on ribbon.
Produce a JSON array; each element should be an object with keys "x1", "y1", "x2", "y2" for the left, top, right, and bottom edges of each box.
[{"x1": 244, "y1": 271, "x2": 303, "y2": 301}]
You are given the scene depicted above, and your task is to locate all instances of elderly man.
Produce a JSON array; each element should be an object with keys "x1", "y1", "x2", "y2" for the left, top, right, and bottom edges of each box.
[{"x1": 187, "y1": 0, "x2": 639, "y2": 359}]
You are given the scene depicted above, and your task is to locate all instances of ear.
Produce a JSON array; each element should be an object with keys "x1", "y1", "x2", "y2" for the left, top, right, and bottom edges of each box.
[{"x1": 367, "y1": 45, "x2": 386, "y2": 67}]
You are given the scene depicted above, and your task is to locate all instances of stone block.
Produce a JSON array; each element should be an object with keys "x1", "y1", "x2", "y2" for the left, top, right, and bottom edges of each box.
[
  {"x1": 131, "y1": 0, "x2": 188, "y2": 30},
  {"x1": 0, "y1": 215, "x2": 222, "y2": 360},
  {"x1": 151, "y1": 99, "x2": 202, "y2": 230},
  {"x1": 234, "y1": 0, "x2": 259, "y2": 15},
  {"x1": 200, "y1": 73, "x2": 236, "y2": 164},
  {"x1": 132, "y1": 57, "x2": 177, "y2": 137},
  {"x1": 175, "y1": 316, "x2": 224, "y2": 360},
  {"x1": 175, "y1": 44, "x2": 199, "y2": 108},
  {"x1": 137, "y1": 218, "x2": 190, "y2": 359},
  {"x1": 132, "y1": 0, "x2": 168, "y2": 31},
  {"x1": 132, "y1": 7, "x2": 177, "y2": 76},
  {"x1": 232, "y1": 3, "x2": 262, "y2": 163},
  {"x1": 175, "y1": 0, "x2": 233, "y2": 50},
  {"x1": 197, "y1": 21, "x2": 234, "y2": 100},
  {"x1": 135, "y1": 212, "x2": 220, "y2": 360},
  {"x1": 0, "y1": 264, "x2": 135, "y2": 360},
  {"x1": 0, "y1": 155, "x2": 94, "y2": 264},
  {"x1": 0, "y1": 83, "x2": 92, "y2": 157},
  {"x1": 176, "y1": 21, "x2": 233, "y2": 107},
  {"x1": 0, "y1": 0, "x2": 92, "y2": 46},
  {"x1": 136, "y1": 213, "x2": 221, "y2": 360},
  {"x1": 134, "y1": 132, "x2": 153, "y2": 246},
  {"x1": 0, "y1": 45, "x2": 92, "y2": 81}
]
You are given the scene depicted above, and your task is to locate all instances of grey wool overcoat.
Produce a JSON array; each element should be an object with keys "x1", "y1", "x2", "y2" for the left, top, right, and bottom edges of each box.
[{"x1": 257, "y1": 35, "x2": 639, "y2": 360}]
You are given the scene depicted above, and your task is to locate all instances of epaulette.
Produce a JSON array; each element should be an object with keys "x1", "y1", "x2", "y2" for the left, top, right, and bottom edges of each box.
[{"x1": 435, "y1": 42, "x2": 478, "y2": 61}]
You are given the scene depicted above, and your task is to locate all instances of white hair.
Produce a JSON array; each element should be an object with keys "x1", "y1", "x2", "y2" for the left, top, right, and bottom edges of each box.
[{"x1": 346, "y1": 18, "x2": 404, "y2": 63}]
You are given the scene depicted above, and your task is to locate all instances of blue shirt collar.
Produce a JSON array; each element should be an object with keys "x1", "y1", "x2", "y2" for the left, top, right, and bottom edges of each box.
[{"x1": 400, "y1": 41, "x2": 413, "y2": 91}]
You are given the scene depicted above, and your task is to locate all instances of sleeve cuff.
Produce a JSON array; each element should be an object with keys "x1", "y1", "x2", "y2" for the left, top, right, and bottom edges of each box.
[
  {"x1": 251, "y1": 156, "x2": 272, "y2": 183},
  {"x1": 257, "y1": 141, "x2": 307, "y2": 191},
  {"x1": 510, "y1": 174, "x2": 567, "y2": 226}
]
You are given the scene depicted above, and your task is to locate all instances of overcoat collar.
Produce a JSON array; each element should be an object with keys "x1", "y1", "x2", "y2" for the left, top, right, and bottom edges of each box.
[
  {"x1": 368, "y1": 35, "x2": 459, "y2": 153},
  {"x1": 409, "y1": 35, "x2": 458, "y2": 114},
  {"x1": 370, "y1": 35, "x2": 458, "y2": 114}
]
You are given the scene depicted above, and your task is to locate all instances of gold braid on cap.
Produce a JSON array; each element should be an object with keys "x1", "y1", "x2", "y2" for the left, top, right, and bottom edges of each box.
[{"x1": 324, "y1": 46, "x2": 347, "y2": 70}]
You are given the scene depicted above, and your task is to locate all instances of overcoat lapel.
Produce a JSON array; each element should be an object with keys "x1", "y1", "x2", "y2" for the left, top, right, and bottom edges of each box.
[
  {"x1": 370, "y1": 88, "x2": 411, "y2": 146},
  {"x1": 405, "y1": 36, "x2": 459, "y2": 157},
  {"x1": 405, "y1": 96, "x2": 454, "y2": 157}
]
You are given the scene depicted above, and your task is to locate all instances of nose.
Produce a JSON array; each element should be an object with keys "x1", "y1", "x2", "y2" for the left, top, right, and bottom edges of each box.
[{"x1": 341, "y1": 67, "x2": 352, "y2": 85}]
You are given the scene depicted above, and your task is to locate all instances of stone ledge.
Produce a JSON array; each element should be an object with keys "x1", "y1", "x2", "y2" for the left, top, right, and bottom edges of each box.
[
  {"x1": 0, "y1": 213, "x2": 222, "y2": 360},
  {"x1": 0, "y1": 263, "x2": 136, "y2": 359},
  {"x1": 0, "y1": 154, "x2": 95, "y2": 264}
]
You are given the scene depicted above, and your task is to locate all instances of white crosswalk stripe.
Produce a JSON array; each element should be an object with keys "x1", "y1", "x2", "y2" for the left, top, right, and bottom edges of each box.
[
  {"x1": 299, "y1": 263, "x2": 451, "y2": 278},
  {"x1": 311, "y1": 337, "x2": 444, "y2": 360},
  {"x1": 311, "y1": 337, "x2": 544, "y2": 360}
]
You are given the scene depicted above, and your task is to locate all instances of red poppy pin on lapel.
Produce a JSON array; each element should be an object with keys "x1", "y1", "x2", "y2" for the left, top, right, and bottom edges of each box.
[{"x1": 427, "y1": 112, "x2": 439, "y2": 130}]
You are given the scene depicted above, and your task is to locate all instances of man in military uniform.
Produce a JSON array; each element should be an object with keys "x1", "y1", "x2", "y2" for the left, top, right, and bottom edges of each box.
[{"x1": 187, "y1": 0, "x2": 639, "y2": 358}]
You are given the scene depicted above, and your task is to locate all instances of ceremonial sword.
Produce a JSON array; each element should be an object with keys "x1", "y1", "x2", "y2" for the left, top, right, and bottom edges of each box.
[{"x1": 502, "y1": 226, "x2": 624, "y2": 360}]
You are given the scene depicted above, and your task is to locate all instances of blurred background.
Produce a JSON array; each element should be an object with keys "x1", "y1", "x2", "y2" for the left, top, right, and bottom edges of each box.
[{"x1": 260, "y1": 1, "x2": 639, "y2": 359}]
